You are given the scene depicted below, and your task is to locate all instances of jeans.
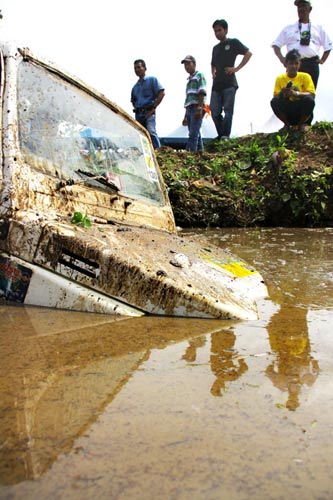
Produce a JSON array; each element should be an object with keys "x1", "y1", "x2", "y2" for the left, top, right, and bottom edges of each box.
[
  {"x1": 210, "y1": 87, "x2": 237, "y2": 138},
  {"x1": 135, "y1": 112, "x2": 161, "y2": 149},
  {"x1": 185, "y1": 106, "x2": 204, "y2": 152}
]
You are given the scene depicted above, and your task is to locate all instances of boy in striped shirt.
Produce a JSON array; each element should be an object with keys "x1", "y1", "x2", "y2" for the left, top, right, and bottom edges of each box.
[{"x1": 181, "y1": 55, "x2": 207, "y2": 151}]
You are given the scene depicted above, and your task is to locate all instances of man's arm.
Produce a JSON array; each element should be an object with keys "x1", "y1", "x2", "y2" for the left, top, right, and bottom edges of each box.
[
  {"x1": 130, "y1": 87, "x2": 136, "y2": 108},
  {"x1": 272, "y1": 45, "x2": 286, "y2": 66},
  {"x1": 194, "y1": 92, "x2": 206, "y2": 120},
  {"x1": 286, "y1": 88, "x2": 315, "y2": 98},
  {"x1": 319, "y1": 49, "x2": 331, "y2": 64},
  {"x1": 286, "y1": 74, "x2": 316, "y2": 98},
  {"x1": 225, "y1": 50, "x2": 252, "y2": 75},
  {"x1": 146, "y1": 89, "x2": 165, "y2": 118},
  {"x1": 153, "y1": 89, "x2": 165, "y2": 110}
]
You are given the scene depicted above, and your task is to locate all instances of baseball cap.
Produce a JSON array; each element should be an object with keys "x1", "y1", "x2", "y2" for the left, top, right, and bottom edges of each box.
[
  {"x1": 181, "y1": 55, "x2": 196, "y2": 64},
  {"x1": 294, "y1": 0, "x2": 312, "y2": 6}
]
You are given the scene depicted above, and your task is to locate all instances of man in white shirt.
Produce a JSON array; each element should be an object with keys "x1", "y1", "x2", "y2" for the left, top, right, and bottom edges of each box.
[{"x1": 272, "y1": 0, "x2": 332, "y2": 88}]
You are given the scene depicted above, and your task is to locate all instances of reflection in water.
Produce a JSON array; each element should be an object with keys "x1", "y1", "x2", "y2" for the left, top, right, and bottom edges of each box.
[
  {"x1": 0, "y1": 229, "x2": 333, "y2": 498},
  {"x1": 182, "y1": 336, "x2": 206, "y2": 362},
  {"x1": 210, "y1": 330, "x2": 248, "y2": 397},
  {"x1": 0, "y1": 310, "x2": 143, "y2": 484},
  {"x1": 266, "y1": 305, "x2": 319, "y2": 411},
  {"x1": 0, "y1": 307, "x2": 230, "y2": 485},
  {"x1": 203, "y1": 227, "x2": 333, "y2": 410},
  {"x1": 181, "y1": 330, "x2": 248, "y2": 396}
]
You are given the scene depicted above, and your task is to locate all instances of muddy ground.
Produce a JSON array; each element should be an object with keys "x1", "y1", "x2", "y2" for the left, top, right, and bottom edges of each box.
[{"x1": 156, "y1": 122, "x2": 333, "y2": 228}]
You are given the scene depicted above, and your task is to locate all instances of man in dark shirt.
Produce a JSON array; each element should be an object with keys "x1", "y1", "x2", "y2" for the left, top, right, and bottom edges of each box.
[{"x1": 210, "y1": 19, "x2": 252, "y2": 139}]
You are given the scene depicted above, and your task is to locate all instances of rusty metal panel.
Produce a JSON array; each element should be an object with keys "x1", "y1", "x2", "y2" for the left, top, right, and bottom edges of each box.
[{"x1": 30, "y1": 219, "x2": 264, "y2": 320}]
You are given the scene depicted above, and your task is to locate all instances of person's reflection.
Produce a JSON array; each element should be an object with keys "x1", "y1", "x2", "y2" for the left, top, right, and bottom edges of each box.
[
  {"x1": 210, "y1": 330, "x2": 248, "y2": 397},
  {"x1": 182, "y1": 336, "x2": 206, "y2": 362},
  {"x1": 265, "y1": 305, "x2": 319, "y2": 411}
]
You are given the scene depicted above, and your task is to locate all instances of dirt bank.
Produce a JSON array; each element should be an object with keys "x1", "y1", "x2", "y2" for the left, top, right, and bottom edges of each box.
[{"x1": 156, "y1": 122, "x2": 333, "y2": 228}]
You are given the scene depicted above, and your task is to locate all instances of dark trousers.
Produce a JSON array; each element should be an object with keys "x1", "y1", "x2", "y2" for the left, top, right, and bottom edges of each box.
[
  {"x1": 271, "y1": 95, "x2": 315, "y2": 126},
  {"x1": 300, "y1": 57, "x2": 319, "y2": 125},
  {"x1": 300, "y1": 57, "x2": 319, "y2": 88}
]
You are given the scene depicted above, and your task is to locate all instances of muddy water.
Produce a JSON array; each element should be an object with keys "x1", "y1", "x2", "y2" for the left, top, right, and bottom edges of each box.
[{"x1": 0, "y1": 228, "x2": 333, "y2": 500}]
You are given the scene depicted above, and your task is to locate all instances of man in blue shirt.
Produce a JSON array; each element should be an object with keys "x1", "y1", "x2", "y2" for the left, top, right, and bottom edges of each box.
[{"x1": 131, "y1": 60, "x2": 165, "y2": 149}]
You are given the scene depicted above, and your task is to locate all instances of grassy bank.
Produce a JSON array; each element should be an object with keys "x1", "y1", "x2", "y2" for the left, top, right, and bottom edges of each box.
[{"x1": 156, "y1": 122, "x2": 333, "y2": 228}]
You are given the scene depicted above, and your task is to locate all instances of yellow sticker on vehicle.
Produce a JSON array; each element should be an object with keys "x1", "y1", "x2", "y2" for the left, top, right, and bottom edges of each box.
[{"x1": 204, "y1": 257, "x2": 257, "y2": 277}]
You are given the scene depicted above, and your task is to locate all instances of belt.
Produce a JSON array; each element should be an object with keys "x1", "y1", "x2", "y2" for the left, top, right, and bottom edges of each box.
[
  {"x1": 134, "y1": 107, "x2": 153, "y2": 113},
  {"x1": 301, "y1": 56, "x2": 319, "y2": 61}
]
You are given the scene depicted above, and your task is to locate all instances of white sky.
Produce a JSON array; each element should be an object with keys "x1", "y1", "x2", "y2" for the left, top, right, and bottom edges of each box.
[{"x1": 1, "y1": 0, "x2": 333, "y2": 137}]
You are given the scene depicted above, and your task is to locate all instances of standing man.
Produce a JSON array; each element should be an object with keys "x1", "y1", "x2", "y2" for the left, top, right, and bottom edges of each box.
[
  {"x1": 131, "y1": 59, "x2": 165, "y2": 149},
  {"x1": 210, "y1": 19, "x2": 252, "y2": 140},
  {"x1": 181, "y1": 55, "x2": 207, "y2": 152},
  {"x1": 272, "y1": 0, "x2": 332, "y2": 89}
]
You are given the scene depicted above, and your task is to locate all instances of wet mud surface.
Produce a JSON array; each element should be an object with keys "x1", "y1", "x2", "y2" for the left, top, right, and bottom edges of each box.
[{"x1": 0, "y1": 228, "x2": 333, "y2": 499}]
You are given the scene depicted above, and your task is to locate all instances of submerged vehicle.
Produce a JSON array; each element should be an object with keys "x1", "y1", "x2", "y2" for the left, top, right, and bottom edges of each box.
[{"x1": 0, "y1": 43, "x2": 267, "y2": 319}]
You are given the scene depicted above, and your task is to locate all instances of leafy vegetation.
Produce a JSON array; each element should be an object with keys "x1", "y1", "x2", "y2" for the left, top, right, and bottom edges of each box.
[
  {"x1": 156, "y1": 122, "x2": 333, "y2": 228},
  {"x1": 71, "y1": 212, "x2": 92, "y2": 228}
]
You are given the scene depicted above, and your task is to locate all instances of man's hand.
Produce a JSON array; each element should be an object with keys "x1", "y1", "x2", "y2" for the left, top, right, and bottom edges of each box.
[
  {"x1": 224, "y1": 66, "x2": 236, "y2": 75},
  {"x1": 281, "y1": 86, "x2": 299, "y2": 99},
  {"x1": 145, "y1": 109, "x2": 156, "y2": 118},
  {"x1": 195, "y1": 107, "x2": 203, "y2": 120}
]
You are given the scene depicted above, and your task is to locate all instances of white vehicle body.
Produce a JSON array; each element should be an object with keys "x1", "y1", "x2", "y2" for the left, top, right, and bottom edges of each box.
[{"x1": 0, "y1": 44, "x2": 267, "y2": 319}]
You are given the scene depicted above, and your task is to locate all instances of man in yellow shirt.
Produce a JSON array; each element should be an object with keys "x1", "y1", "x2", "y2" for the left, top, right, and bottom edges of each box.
[{"x1": 271, "y1": 49, "x2": 315, "y2": 132}]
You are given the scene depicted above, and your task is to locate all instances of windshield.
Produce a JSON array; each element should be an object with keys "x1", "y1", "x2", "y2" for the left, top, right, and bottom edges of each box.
[{"x1": 17, "y1": 61, "x2": 165, "y2": 205}]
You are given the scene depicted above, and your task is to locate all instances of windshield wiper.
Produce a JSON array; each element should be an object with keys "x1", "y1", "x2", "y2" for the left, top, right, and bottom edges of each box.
[{"x1": 56, "y1": 170, "x2": 120, "y2": 192}]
